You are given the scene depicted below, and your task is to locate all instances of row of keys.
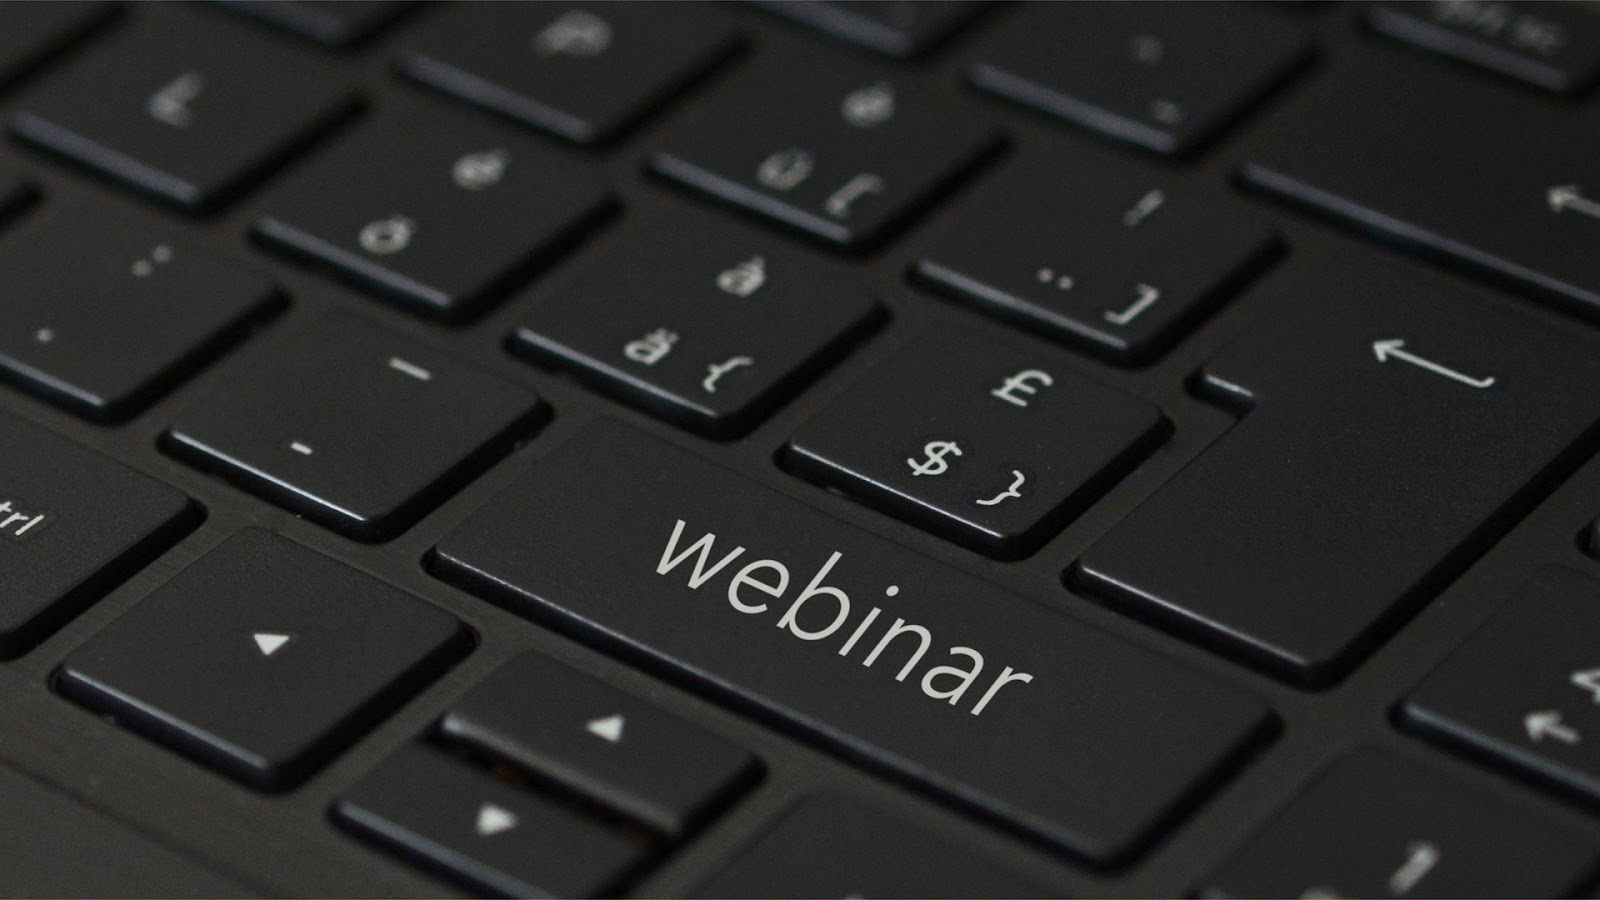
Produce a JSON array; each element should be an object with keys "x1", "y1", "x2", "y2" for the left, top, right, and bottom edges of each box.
[{"x1": 338, "y1": 652, "x2": 758, "y2": 895}]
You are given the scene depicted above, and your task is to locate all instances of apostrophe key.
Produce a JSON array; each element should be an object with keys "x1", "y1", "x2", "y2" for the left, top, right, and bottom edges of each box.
[
  {"x1": 785, "y1": 329, "x2": 1167, "y2": 557},
  {"x1": 651, "y1": 53, "x2": 1001, "y2": 250},
  {"x1": 0, "y1": 205, "x2": 282, "y2": 421},
  {"x1": 512, "y1": 211, "x2": 881, "y2": 437},
  {"x1": 8, "y1": 8, "x2": 358, "y2": 211},
  {"x1": 402, "y1": 2, "x2": 741, "y2": 145},
  {"x1": 254, "y1": 97, "x2": 613, "y2": 321},
  {"x1": 165, "y1": 314, "x2": 542, "y2": 541}
]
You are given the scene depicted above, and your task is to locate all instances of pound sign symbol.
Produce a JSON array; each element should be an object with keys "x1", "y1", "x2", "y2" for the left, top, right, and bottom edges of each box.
[
  {"x1": 990, "y1": 369, "x2": 1054, "y2": 408},
  {"x1": 907, "y1": 440, "x2": 962, "y2": 477}
]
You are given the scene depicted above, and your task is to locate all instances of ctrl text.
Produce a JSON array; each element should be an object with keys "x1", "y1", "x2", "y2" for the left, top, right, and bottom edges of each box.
[{"x1": 0, "y1": 498, "x2": 47, "y2": 540}]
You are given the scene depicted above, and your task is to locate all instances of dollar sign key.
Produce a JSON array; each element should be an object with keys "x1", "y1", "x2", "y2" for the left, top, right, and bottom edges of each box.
[{"x1": 908, "y1": 440, "x2": 963, "y2": 477}]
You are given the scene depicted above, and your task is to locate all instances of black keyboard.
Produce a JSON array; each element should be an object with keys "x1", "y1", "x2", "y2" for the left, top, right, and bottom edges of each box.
[{"x1": 4, "y1": 0, "x2": 1600, "y2": 896}]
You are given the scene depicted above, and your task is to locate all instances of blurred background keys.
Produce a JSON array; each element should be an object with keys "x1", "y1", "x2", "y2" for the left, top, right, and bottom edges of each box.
[
  {"x1": 0, "y1": 206, "x2": 282, "y2": 421},
  {"x1": 255, "y1": 99, "x2": 612, "y2": 322},
  {"x1": 652, "y1": 54, "x2": 1001, "y2": 250},
  {"x1": 970, "y1": 2, "x2": 1313, "y2": 157},
  {"x1": 8, "y1": 8, "x2": 357, "y2": 210},
  {"x1": 1368, "y1": 1, "x2": 1600, "y2": 95},
  {"x1": 754, "y1": 1, "x2": 986, "y2": 58},
  {"x1": 402, "y1": 2, "x2": 740, "y2": 145}
]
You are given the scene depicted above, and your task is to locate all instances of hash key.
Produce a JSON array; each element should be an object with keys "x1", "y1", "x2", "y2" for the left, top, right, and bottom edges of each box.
[
  {"x1": 8, "y1": 7, "x2": 358, "y2": 210},
  {"x1": 513, "y1": 211, "x2": 881, "y2": 437},
  {"x1": 0, "y1": 410, "x2": 196, "y2": 658},
  {"x1": 785, "y1": 329, "x2": 1167, "y2": 558},
  {"x1": 165, "y1": 314, "x2": 543, "y2": 541},
  {"x1": 651, "y1": 52, "x2": 1001, "y2": 250},
  {"x1": 402, "y1": 2, "x2": 741, "y2": 145},
  {"x1": 0, "y1": 204, "x2": 283, "y2": 421},
  {"x1": 1203, "y1": 751, "x2": 1600, "y2": 898},
  {"x1": 1404, "y1": 568, "x2": 1600, "y2": 806},
  {"x1": 917, "y1": 154, "x2": 1278, "y2": 364},
  {"x1": 255, "y1": 97, "x2": 613, "y2": 321},
  {"x1": 970, "y1": 2, "x2": 1313, "y2": 157},
  {"x1": 57, "y1": 528, "x2": 469, "y2": 789}
]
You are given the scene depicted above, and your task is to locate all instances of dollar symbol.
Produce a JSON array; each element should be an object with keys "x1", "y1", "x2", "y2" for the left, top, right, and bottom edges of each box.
[{"x1": 907, "y1": 440, "x2": 962, "y2": 477}]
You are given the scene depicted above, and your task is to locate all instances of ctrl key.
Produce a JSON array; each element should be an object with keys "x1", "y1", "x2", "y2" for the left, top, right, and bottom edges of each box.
[{"x1": 335, "y1": 744, "x2": 650, "y2": 899}]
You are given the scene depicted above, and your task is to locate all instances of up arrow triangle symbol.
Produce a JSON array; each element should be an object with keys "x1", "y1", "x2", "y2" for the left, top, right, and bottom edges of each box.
[
  {"x1": 474, "y1": 803, "x2": 518, "y2": 838},
  {"x1": 585, "y1": 714, "x2": 625, "y2": 743},
  {"x1": 252, "y1": 632, "x2": 291, "y2": 657}
]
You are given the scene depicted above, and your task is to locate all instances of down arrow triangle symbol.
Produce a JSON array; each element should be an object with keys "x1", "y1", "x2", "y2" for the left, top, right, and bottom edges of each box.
[
  {"x1": 585, "y1": 714, "x2": 625, "y2": 743},
  {"x1": 253, "y1": 632, "x2": 291, "y2": 657}
]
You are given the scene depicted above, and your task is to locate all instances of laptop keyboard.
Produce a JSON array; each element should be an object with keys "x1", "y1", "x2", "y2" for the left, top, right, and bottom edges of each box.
[{"x1": 3, "y1": 1, "x2": 1600, "y2": 896}]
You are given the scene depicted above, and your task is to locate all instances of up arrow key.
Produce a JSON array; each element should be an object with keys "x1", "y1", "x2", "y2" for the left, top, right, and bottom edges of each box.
[
  {"x1": 585, "y1": 714, "x2": 625, "y2": 744},
  {"x1": 252, "y1": 632, "x2": 291, "y2": 657},
  {"x1": 1525, "y1": 710, "x2": 1580, "y2": 745}
]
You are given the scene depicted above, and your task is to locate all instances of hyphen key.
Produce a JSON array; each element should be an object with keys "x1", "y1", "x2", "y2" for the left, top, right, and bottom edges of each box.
[{"x1": 431, "y1": 420, "x2": 1272, "y2": 865}]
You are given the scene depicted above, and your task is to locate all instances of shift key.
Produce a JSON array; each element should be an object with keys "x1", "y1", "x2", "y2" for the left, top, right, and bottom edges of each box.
[{"x1": 431, "y1": 420, "x2": 1272, "y2": 865}]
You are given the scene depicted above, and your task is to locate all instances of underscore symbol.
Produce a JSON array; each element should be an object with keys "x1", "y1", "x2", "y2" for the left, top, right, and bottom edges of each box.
[
  {"x1": 387, "y1": 357, "x2": 432, "y2": 382},
  {"x1": 289, "y1": 441, "x2": 314, "y2": 456},
  {"x1": 1548, "y1": 184, "x2": 1600, "y2": 220},
  {"x1": 1371, "y1": 339, "x2": 1495, "y2": 389},
  {"x1": 1104, "y1": 283, "x2": 1161, "y2": 326},
  {"x1": 1122, "y1": 188, "x2": 1166, "y2": 227},
  {"x1": 702, "y1": 356, "x2": 754, "y2": 393},
  {"x1": 1387, "y1": 841, "x2": 1440, "y2": 896},
  {"x1": 975, "y1": 470, "x2": 1026, "y2": 507},
  {"x1": 1525, "y1": 709, "x2": 1580, "y2": 744},
  {"x1": 908, "y1": 440, "x2": 962, "y2": 477}
]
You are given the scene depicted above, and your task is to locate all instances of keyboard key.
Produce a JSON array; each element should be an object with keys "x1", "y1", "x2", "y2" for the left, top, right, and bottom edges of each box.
[
  {"x1": 754, "y1": 1, "x2": 987, "y2": 58},
  {"x1": 1242, "y1": 55, "x2": 1600, "y2": 317},
  {"x1": 166, "y1": 315, "x2": 542, "y2": 541},
  {"x1": 0, "y1": 410, "x2": 195, "y2": 657},
  {"x1": 0, "y1": 1, "x2": 115, "y2": 91},
  {"x1": 8, "y1": 8, "x2": 358, "y2": 211},
  {"x1": 0, "y1": 759, "x2": 251, "y2": 897},
  {"x1": 1075, "y1": 259, "x2": 1600, "y2": 683},
  {"x1": 0, "y1": 205, "x2": 282, "y2": 421},
  {"x1": 916, "y1": 155, "x2": 1278, "y2": 364},
  {"x1": 970, "y1": 2, "x2": 1313, "y2": 157},
  {"x1": 694, "y1": 795, "x2": 1046, "y2": 898},
  {"x1": 254, "y1": 98, "x2": 613, "y2": 321},
  {"x1": 57, "y1": 528, "x2": 469, "y2": 789},
  {"x1": 651, "y1": 53, "x2": 1001, "y2": 250},
  {"x1": 1203, "y1": 751, "x2": 1600, "y2": 898},
  {"x1": 220, "y1": 0, "x2": 414, "y2": 48},
  {"x1": 785, "y1": 329, "x2": 1166, "y2": 557},
  {"x1": 439, "y1": 652, "x2": 757, "y2": 836},
  {"x1": 1403, "y1": 568, "x2": 1600, "y2": 804},
  {"x1": 432, "y1": 420, "x2": 1272, "y2": 864},
  {"x1": 512, "y1": 212, "x2": 882, "y2": 437},
  {"x1": 401, "y1": 2, "x2": 741, "y2": 145},
  {"x1": 336, "y1": 744, "x2": 648, "y2": 898},
  {"x1": 1369, "y1": 1, "x2": 1600, "y2": 95}
]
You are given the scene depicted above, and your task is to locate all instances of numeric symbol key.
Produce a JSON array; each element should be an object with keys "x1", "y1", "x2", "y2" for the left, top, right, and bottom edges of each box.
[{"x1": 785, "y1": 329, "x2": 1167, "y2": 557}]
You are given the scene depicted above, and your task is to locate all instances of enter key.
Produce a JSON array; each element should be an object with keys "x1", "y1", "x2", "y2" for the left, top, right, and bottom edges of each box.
[{"x1": 1076, "y1": 258, "x2": 1600, "y2": 683}]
